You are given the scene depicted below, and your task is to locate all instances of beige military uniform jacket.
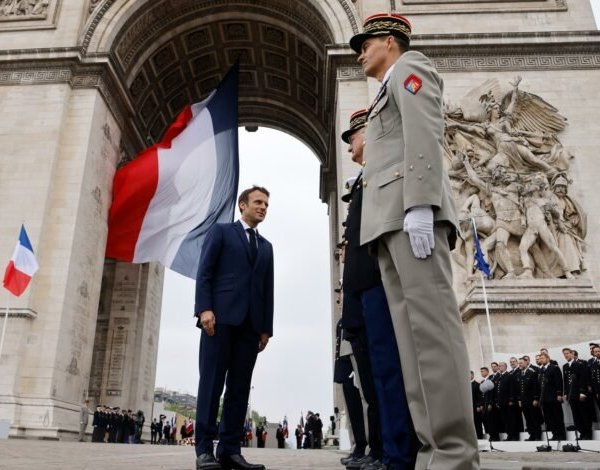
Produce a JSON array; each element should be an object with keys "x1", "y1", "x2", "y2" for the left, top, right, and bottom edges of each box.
[{"x1": 360, "y1": 51, "x2": 458, "y2": 247}]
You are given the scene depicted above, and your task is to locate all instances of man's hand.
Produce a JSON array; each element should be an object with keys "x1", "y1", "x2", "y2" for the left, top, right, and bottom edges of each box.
[
  {"x1": 557, "y1": 395, "x2": 563, "y2": 403},
  {"x1": 533, "y1": 400, "x2": 539, "y2": 407},
  {"x1": 579, "y1": 393, "x2": 587, "y2": 402},
  {"x1": 404, "y1": 206, "x2": 434, "y2": 259},
  {"x1": 258, "y1": 334, "x2": 270, "y2": 353},
  {"x1": 199, "y1": 310, "x2": 216, "y2": 336}
]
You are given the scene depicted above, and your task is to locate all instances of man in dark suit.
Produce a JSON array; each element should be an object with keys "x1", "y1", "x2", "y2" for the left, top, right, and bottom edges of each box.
[
  {"x1": 590, "y1": 345, "x2": 600, "y2": 422},
  {"x1": 194, "y1": 186, "x2": 274, "y2": 470},
  {"x1": 538, "y1": 352, "x2": 565, "y2": 440},
  {"x1": 516, "y1": 357, "x2": 542, "y2": 441},
  {"x1": 562, "y1": 347, "x2": 592, "y2": 439},
  {"x1": 470, "y1": 371, "x2": 484, "y2": 439},
  {"x1": 494, "y1": 362, "x2": 514, "y2": 441},
  {"x1": 507, "y1": 357, "x2": 524, "y2": 440}
]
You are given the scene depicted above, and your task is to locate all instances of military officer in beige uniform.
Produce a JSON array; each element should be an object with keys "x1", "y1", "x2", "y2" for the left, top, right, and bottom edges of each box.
[{"x1": 349, "y1": 13, "x2": 479, "y2": 470}]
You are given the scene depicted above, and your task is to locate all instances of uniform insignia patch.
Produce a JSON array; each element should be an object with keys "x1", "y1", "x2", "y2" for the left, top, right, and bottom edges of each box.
[{"x1": 404, "y1": 74, "x2": 422, "y2": 95}]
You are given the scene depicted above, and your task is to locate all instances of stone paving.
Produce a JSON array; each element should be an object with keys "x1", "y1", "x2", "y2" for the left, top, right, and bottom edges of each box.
[{"x1": 1, "y1": 441, "x2": 600, "y2": 470}]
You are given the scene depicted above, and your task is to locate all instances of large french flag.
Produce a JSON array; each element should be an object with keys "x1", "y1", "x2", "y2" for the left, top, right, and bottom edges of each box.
[
  {"x1": 3, "y1": 225, "x2": 39, "y2": 297},
  {"x1": 106, "y1": 64, "x2": 239, "y2": 279}
]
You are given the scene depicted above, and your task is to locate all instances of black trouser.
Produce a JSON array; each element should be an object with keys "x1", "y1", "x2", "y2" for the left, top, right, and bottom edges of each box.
[
  {"x1": 500, "y1": 403, "x2": 520, "y2": 440},
  {"x1": 349, "y1": 329, "x2": 383, "y2": 460},
  {"x1": 472, "y1": 407, "x2": 483, "y2": 439},
  {"x1": 521, "y1": 402, "x2": 542, "y2": 439},
  {"x1": 569, "y1": 398, "x2": 592, "y2": 438},
  {"x1": 342, "y1": 376, "x2": 367, "y2": 456},
  {"x1": 483, "y1": 406, "x2": 500, "y2": 440},
  {"x1": 541, "y1": 401, "x2": 565, "y2": 439}
]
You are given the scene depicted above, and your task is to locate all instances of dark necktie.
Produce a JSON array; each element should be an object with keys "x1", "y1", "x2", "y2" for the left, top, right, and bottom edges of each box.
[{"x1": 247, "y1": 228, "x2": 258, "y2": 263}]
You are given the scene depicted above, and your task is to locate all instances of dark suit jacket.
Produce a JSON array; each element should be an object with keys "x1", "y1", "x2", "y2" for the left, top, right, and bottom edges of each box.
[
  {"x1": 539, "y1": 364, "x2": 563, "y2": 403},
  {"x1": 471, "y1": 380, "x2": 482, "y2": 408},
  {"x1": 342, "y1": 174, "x2": 381, "y2": 293},
  {"x1": 516, "y1": 368, "x2": 540, "y2": 403},
  {"x1": 494, "y1": 372, "x2": 513, "y2": 406},
  {"x1": 563, "y1": 360, "x2": 590, "y2": 401},
  {"x1": 195, "y1": 221, "x2": 274, "y2": 336}
]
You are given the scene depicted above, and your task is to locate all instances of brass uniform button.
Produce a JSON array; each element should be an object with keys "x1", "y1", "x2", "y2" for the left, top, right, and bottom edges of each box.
[
  {"x1": 427, "y1": 164, "x2": 432, "y2": 170},
  {"x1": 395, "y1": 171, "x2": 400, "y2": 177},
  {"x1": 419, "y1": 154, "x2": 424, "y2": 159},
  {"x1": 362, "y1": 161, "x2": 366, "y2": 167},
  {"x1": 418, "y1": 175, "x2": 423, "y2": 180},
  {"x1": 363, "y1": 180, "x2": 368, "y2": 188},
  {"x1": 409, "y1": 165, "x2": 414, "y2": 171}
]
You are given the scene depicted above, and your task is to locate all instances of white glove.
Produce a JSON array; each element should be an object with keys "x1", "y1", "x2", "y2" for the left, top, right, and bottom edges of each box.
[{"x1": 403, "y1": 205, "x2": 435, "y2": 259}]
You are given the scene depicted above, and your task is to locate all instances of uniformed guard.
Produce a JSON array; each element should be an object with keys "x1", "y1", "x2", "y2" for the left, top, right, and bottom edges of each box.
[
  {"x1": 590, "y1": 345, "x2": 600, "y2": 422},
  {"x1": 341, "y1": 108, "x2": 419, "y2": 470},
  {"x1": 538, "y1": 352, "x2": 566, "y2": 440},
  {"x1": 349, "y1": 13, "x2": 479, "y2": 469},
  {"x1": 516, "y1": 357, "x2": 542, "y2": 441},
  {"x1": 562, "y1": 347, "x2": 593, "y2": 439}
]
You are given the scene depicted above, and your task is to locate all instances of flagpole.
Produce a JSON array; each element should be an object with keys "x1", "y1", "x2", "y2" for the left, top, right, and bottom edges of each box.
[
  {"x1": 0, "y1": 291, "x2": 10, "y2": 364},
  {"x1": 471, "y1": 217, "x2": 496, "y2": 358}
]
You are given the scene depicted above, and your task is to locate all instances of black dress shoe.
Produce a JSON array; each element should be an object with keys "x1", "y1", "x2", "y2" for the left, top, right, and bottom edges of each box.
[
  {"x1": 341, "y1": 453, "x2": 365, "y2": 466},
  {"x1": 196, "y1": 452, "x2": 222, "y2": 470},
  {"x1": 346, "y1": 455, "x2": 376, "y2": 469},
  {"x1": 219, "y1": 454, "x2": 265, "y2": 470}
]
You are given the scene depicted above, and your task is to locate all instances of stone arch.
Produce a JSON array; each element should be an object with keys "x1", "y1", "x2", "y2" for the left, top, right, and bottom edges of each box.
[{"x1": 79, "y1": 0, "x2": 360, "y2": 169}]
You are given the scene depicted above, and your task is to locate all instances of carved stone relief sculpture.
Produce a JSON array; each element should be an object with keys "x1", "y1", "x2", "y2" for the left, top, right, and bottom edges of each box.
[
  {"x1": 0, "y1": 0, "x2": 49, "y2": 18},
  {"x1": 445, "y1": 77, "x2": 587, "y2": 280}
]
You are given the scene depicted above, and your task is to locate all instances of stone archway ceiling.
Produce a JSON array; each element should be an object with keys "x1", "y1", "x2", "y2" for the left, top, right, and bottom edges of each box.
[{"x1": 110, "y1": 0, "x2": 335, "y2": 162}]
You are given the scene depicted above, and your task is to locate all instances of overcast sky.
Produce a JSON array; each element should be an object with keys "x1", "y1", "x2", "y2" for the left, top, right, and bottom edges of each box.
[{"x1": 154, "y1": 128, "x2": 334, "y2": 425}]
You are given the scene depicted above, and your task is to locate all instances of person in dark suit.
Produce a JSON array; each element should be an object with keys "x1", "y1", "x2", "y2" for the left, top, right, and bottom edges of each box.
[
  {"x1": 590, "y1": 345, "x2": 600, "y2": 422},
  {"x1": 479, "y1": 367, "x2": 498, "y2": 441},
  {"x1": 538, "y1": 352, "x2": 565, "y2": 440},
  {"x1": 562, "y1": 347, "x2": 592, "y2": 439},
  {"x1": 507, "y1": 357, "x2": 524, "y2": 440},
  {"x1": 494, "y1": 363, "x2": 514, "y2": 441},
  {"x1": 194, "y1": 186, "x2": 274, "y2": 470},
  {"x1": 516, "y1": 357, "x2": 542, "y2": 441},
  {"x1": 470, "y1": 371, "x2": 484, "y2": 439}
]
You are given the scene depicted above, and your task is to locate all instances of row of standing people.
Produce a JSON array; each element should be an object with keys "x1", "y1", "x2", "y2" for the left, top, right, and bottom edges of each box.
[
  {"x1": 150, "y1": 417, "x2": 194, "y2": 445},
  {"x1": 471, "y1": 345, "x2": 600, "y2": 442},
  {"x1": 91, "y1": 405, "x2": 145, "y2": 444}
]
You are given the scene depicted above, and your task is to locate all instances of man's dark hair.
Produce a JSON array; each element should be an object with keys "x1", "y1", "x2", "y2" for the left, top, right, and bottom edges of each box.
[
  {"x1": 562, "y1": 347, "x2": 572, "y2": 353},
  {"x1": 238, "y1": 186, "x2": 270, "y2": 210},
  {"x1": 480, "y1": 367, "x2": 489, "y2": 372},
  {"x1": 393, "y1": 36, "x2": 409, "y2": 52},
  {"x1": 491, "y1": 362, "x2": 498, "y2": 367}
]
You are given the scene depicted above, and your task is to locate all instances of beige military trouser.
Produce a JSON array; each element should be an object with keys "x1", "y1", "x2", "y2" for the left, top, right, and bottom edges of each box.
[{"x1": 378, "y1": 226, "x2": 479, "y2": 470}]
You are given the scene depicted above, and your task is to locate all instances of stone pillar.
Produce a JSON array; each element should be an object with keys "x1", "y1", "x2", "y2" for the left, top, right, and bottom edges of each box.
[
  {"x1": 89, "y1": 261, "x2": 163, "y2": 422},
  {"x1": 0, "y1": 84, "x2": 121, "y2": 439}
]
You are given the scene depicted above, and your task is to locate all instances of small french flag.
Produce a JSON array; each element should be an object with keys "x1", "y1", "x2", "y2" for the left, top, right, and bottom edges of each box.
[{"x1": 3, "y1": 225, "x2": 39, "y2": 297}]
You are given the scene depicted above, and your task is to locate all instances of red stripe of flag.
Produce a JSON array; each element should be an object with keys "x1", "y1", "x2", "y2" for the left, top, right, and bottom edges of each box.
[
  {"x1": 3, "y1": 261, "x2": 33, "y2": 297},
  {"x1": 106, "y1": 106, "x2": 193, "y2": 260}
]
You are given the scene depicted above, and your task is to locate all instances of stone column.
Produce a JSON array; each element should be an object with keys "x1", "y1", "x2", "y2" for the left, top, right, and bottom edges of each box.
[
  {"x1": 0, "y1": 85, "x2": 121, "y2": 439},
  {"x1": 89, "y1": 261, "x2": 163, "y2": 422}
]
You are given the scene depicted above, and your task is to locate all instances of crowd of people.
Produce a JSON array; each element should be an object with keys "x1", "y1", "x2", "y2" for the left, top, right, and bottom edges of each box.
[
  {"x1": 472, "y1": 344, "x2": 600, "y2": 442},
  {"x1": 91, "y1": 405, "x2": 145, "y2": 444},
  {"x1": 149, "y1": 416, "x2": 194, "y2": 445}
]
